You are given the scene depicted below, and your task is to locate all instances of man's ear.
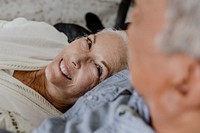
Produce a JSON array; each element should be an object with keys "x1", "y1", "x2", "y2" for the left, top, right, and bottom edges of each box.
[{"x1": 176, "y1": 59, "x2": 200, "y2": 109}]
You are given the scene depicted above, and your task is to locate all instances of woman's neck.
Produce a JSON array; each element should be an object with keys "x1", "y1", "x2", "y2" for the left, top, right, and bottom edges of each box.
[
  {"x1": 13, "y1": 69, "x2": 71, "y2": 112},
  {"x1": 13, "y1": 68, "x2": 46, "y2": 94}
]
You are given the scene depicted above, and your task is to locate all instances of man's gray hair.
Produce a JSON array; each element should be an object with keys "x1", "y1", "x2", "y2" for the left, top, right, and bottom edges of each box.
[{"x1": 157, "y1": 0, "x2": 200, "y2": 59}]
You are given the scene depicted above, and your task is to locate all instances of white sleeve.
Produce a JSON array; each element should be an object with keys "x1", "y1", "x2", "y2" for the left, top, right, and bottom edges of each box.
[
  {"x1": 0, "y1": 17, "x2": 68, "y2": 42},
  {"x1": 0, "y1": 18, "x2": 69, "y2": 70}
]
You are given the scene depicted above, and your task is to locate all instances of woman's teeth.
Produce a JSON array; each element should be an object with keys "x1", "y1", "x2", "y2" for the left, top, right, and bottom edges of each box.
[{"x1": 60, "y1": 60, "x2": 72, "y2": 80}]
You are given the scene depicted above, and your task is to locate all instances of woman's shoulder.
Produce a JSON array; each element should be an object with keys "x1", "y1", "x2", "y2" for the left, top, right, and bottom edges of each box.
[{"x1": 0, "y1": 70, "x2": 62, "y2": 128}]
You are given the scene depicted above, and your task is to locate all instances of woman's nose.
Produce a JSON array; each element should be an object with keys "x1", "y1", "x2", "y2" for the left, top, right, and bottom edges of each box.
[
  {"x1": 72, "y1": 60, "x2": 80, "y2": 69},
  {"x1": 71, "y1": 54, "x2": 90, "y2": 69}
]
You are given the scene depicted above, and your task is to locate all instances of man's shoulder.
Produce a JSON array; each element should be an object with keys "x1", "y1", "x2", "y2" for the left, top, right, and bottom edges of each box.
[
  {"x1": 61, "y1": 69, "x2": 154, "y2": 133},
  {"x1": 33, "y1": 69, "x2": 155, "y2": 133},
  {"x1": 64, "y1": 69, "x2": 132, "y2": 119}
]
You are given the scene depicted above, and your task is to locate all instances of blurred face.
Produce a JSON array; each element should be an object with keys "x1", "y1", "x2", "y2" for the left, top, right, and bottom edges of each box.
[
  {"x1": 127, "y1": 0, "x2": 200, "y2": 133},
  {"x1": 127, "y1": 0, "x2": 172, "y2": 129},
  {"x1": 128, "y1": 0, "x2": 168, "y2": 100},
  {"x1": 127, "y1": 0, "x2": 197, "y2": 132},
  {"x1": 45, "y1": 32, "x2": 127, "y2": 100}
]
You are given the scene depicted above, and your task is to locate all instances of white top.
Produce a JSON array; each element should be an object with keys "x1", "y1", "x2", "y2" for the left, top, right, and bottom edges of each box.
[{"x1": 0, "y1": 18, "x2": 69, "y2": 132}]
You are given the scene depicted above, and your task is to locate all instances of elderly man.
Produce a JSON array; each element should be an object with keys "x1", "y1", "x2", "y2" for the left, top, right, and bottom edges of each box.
[{"x1": 128, "y1": 0, "x2": 200, "y2": 133}]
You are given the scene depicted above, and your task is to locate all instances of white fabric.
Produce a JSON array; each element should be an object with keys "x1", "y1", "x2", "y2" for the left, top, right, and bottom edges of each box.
[
  {"x1": 0, "y1": 18, "x2": 69, "y2": 132},
  {"x1": 0, "y1": 107, "x2": 34, "y2": 133},
  {"x1": 0, "y1": 17, "x2": 68, "y2": 70}
]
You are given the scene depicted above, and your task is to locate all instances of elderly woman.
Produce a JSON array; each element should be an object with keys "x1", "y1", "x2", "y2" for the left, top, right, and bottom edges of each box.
[{"x1": 0, "y1": 18, "x2": 127, "y2": 132}]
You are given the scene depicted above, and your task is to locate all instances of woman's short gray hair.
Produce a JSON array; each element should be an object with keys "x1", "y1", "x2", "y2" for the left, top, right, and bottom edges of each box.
[
  {"x1": 157, "y1": 0, "x2": 200, "y2": 59},
  {"x1": 96, "y1": 28, "x2": 128, "y2": 46}
]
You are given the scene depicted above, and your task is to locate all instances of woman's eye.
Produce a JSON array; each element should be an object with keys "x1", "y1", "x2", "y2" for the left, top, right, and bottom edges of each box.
[
  {"x1": 86, "y1": 37, "x2": 92, "y2": 49},
  {"x1": 96, "y1": 64, "x2": 103, "y2": 78}
]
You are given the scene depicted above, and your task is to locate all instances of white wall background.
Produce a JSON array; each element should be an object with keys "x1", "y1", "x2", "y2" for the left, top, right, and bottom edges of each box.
[{"x1": 0, "y1": 0, "x2": 122, "y2": 28}]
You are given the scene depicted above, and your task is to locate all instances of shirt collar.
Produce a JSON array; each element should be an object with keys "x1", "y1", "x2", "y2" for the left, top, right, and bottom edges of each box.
[{"x1": 128, "y1": 88, "x2": 151, "y2": 124}]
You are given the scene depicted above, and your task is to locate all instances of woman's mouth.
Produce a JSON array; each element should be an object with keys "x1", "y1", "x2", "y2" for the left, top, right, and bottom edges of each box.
[{"x1": 59, "y1": 59, "x2": 72, "y2": 80}]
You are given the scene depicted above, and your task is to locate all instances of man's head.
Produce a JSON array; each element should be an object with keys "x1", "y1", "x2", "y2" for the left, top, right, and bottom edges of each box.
[{"x1": 128, "y1": 0, "x2": 200, "y2": 133}]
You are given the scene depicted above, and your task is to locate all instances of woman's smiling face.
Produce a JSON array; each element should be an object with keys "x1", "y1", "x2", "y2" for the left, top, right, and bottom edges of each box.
[{"x1": 45, "y1": 32, "x2": 127, "y2": 101}]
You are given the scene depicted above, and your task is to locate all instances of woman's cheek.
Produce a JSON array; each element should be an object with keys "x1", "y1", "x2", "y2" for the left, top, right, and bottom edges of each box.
[{"x1": 76, "y1": 70, "x2": 98, "y2": 92}]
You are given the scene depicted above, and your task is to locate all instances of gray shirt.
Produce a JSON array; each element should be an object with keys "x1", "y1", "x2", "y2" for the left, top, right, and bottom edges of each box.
[{"x1": 32, "y1": 70, "x2": 155, "y2": 133}]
